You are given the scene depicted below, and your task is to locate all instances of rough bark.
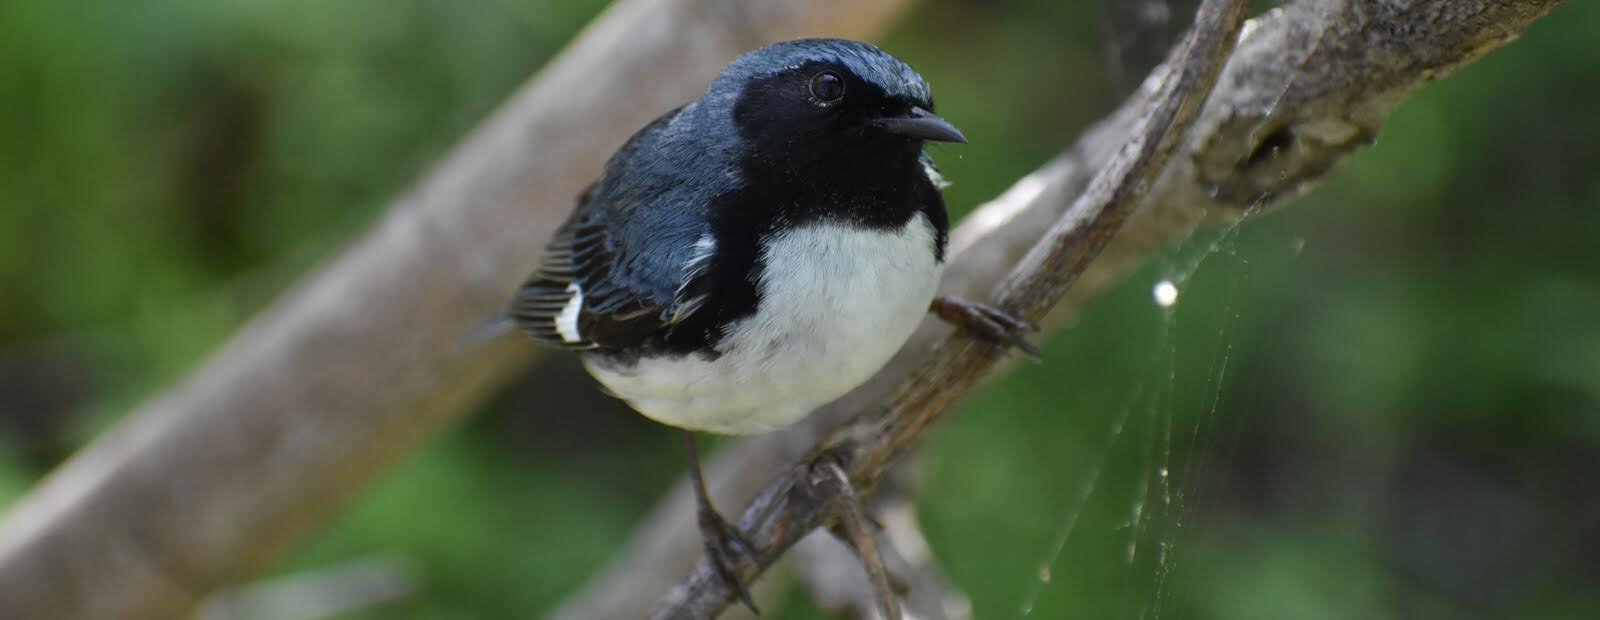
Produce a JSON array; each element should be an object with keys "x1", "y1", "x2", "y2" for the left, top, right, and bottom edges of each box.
[
  {"x1": 0, "y1": 1, "x2": 915, "y2": 618},
  {"x1": 554, "y1": 0, "x2": 1565, "y2": 618}
]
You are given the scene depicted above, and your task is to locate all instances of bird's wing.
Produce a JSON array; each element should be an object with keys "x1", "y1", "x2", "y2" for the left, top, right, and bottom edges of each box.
[{"x1": 508, "y1": 109, "x2": 718, "y2": 351}]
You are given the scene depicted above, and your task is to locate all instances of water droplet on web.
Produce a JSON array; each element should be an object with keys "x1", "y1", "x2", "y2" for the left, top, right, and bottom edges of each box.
[{"x1": 1152, "y1": 280, "x2": 1179, "y2": 307}]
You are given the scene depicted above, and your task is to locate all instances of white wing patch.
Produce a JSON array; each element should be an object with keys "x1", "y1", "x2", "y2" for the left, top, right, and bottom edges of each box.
[
  {"x1": 685, "y1": 234, "x2": 716, "y2": 279},
  {"x1": 671, "y1": 233, "x2": 717, "y2": 323},
  {"x1": 556, "y1": 283, "x2": 584, "y2": 343}
]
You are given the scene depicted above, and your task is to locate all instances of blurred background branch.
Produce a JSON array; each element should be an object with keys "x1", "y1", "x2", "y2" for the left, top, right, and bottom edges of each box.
[{"x1": 196, "y1": 555, "x2": 418, "y2": 620}]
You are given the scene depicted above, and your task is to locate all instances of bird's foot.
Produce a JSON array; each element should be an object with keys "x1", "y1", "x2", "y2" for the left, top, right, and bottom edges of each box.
[
  {"x1": 683, "y1": 431, "x2": 761, "y2": 613},
  {"x1": 930, "y1": 295, "x2": 1041, "y2": 361},
  {"x1": 693, "y1": 500, "x2": 762, "y2": 614},
  {"x1": 811, "y1": 457, "x2": 904, "y2": 620}
]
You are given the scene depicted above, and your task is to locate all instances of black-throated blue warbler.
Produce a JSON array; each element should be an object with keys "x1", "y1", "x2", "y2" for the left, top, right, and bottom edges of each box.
[{"x1": 493, "y1": 38, "x2": 1034, "y2": 608}]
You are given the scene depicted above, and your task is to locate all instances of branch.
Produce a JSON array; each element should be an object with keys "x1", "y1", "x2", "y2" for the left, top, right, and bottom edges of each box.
[
  {"x1": 0, "y1": 1, "x2": 918, "y2": 618},
  {"x1": 788, "y1": 467, "x2": 972, "y2": 619},
  {"x1": 556, "y1": 0, "x2": 1565, "y2": 617},
  {"x1": 196, "y1": 555, "x2": 417, "y2": 620}
]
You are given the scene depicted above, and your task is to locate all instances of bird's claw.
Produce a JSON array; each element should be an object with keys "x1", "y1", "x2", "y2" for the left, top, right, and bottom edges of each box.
[
  {"x1": 696, "y1": 504, "x2": 761, "y2": 613},
  {"x1": 931, "y1": 295, "x2": 1042, "y2": 361}
]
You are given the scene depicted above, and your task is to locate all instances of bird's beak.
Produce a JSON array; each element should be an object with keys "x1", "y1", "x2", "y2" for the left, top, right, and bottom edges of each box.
[{"x1": 872, "y1": 106, "x2": 967, "y2": 143}]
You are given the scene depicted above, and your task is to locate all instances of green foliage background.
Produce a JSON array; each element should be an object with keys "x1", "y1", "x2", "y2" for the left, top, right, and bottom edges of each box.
[{"x1": 1, "y1": 1, "x2": 1596, "y2": 618}]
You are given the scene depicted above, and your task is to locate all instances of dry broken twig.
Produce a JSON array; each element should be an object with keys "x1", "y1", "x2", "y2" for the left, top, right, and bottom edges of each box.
[
  {"x1": 556, "y1": 1, "x2": 1566, "y2": 617},
  {"x1": 789, "y1": 477, "x2": 972, "y2": 620},
  {"x1": 646, "y1": 0, "x2": 1253, "y2": 616}
]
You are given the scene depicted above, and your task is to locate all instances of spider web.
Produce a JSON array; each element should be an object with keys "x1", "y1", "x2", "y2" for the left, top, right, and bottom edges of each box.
[
  {"x1": 1012, "y1": 208, "x2": 1261, "y2": 619},
  {"x1": 1008, "y1": 2, "x2": 1329, "y2": 614}
]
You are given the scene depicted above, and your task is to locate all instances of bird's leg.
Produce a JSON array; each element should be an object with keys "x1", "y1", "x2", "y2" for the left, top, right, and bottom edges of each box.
[
  {"x1": 684, "y1": 431, "x2": 761, "y2": 614},
  {"x1": 930, "y1": 295, "x2": 1042, "y2": 361},
  {"x1": 811, "y1": 457, "x2": 904, "y2": 620}
]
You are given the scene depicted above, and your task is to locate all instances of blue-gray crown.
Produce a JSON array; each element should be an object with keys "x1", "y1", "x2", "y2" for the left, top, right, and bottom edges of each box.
[{"x1": 715, "y1": 38, "x2": 933, "y2": 105}]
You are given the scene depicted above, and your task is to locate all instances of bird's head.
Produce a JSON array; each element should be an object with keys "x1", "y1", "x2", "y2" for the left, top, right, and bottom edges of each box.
[{"x1": 705, "y1": 39, "x2": 964, "y2": 167}]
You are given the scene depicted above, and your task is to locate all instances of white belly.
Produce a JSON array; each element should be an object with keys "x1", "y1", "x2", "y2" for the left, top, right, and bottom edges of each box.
[{"x1": 586, "y1": 214, "x2": 942, "y2": 435}]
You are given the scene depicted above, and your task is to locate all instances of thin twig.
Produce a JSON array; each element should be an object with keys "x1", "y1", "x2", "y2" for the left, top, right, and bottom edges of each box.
[
  {"x1": 790, "y1": 482, "x2": 971, "y2": 619},
  {"x1": 647, "y1": 0, "x2": 1251, "y2": 616},
  {"x1": 812, "y1": 460, "x2": 901, "y2": 620}
]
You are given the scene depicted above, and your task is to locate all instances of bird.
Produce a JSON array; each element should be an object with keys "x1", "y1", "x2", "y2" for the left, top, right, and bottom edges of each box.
[{"x1": 492, "y1": 38, "x2": 1034, "y2": 610}]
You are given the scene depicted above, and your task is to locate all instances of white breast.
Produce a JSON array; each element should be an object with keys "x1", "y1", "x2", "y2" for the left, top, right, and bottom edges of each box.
[{"x1": 585, "y1": 213, "x2": 942, "y2": 434}]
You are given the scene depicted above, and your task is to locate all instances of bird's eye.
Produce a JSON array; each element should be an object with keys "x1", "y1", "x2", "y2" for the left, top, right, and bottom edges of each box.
[{"x1": 809, "y1": 71, "x2": 845, "y2": 103}]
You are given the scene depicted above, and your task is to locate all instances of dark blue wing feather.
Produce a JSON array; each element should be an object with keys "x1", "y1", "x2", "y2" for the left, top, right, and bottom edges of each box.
[{"x1": 509, "y1": 104, "x2": 735, "y2": 350}]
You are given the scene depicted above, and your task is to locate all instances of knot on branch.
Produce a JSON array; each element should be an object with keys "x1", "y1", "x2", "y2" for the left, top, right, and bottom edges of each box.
[{"x1": 1197, "y1": 114, "x2": 1378, "y2": 207}]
